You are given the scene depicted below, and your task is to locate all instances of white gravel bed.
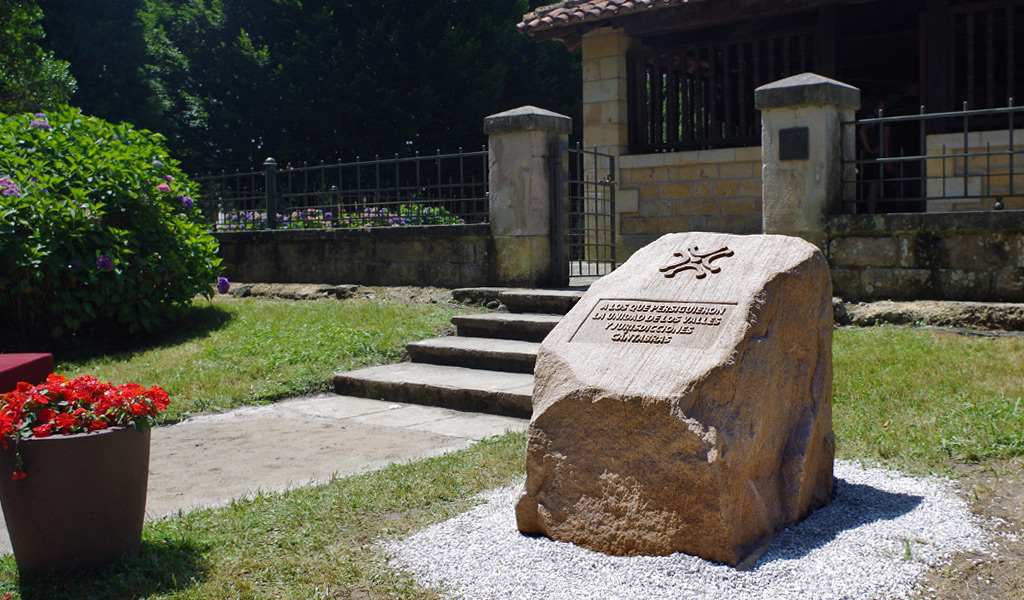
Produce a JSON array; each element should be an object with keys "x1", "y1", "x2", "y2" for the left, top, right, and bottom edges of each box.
[{"x1": 387, "y1": 461, "x2": 989, "y2": 600}]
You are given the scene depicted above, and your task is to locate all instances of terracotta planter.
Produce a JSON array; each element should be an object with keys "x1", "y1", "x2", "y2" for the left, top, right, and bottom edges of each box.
[{"x1": 0, "y1": 427, "x2": 151, "y2": 574}]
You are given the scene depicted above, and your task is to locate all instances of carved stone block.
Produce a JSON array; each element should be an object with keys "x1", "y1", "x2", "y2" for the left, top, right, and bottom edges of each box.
[{"x1": 516, "y1": 232, "x2": 835, "y2": 566}]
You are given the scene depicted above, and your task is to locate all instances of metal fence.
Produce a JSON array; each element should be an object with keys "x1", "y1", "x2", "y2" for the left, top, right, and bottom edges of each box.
[
  {"x1": 551, "y1": 143, "x2": 616, "y2": 285},
  {"x1": 195, "y1": 148, "x2": 489, "y2": 230},
  {"x1": 842, "y1": 101, "x2": 1023, "y2": 214}
]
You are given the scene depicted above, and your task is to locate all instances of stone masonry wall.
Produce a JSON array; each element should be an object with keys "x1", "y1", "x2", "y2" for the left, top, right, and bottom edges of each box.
[
  {"x1": 215, "y1": 224, "x2": 491, "y2": 287},
  {"x1": 925, "y1": 128, "x2": 1024, "y2": 212},
  {"x1": 828, "y1": 211, "x2": 1024, "y2": 301},
  {"x1": 616, "y1": 147, "x2": 764, "y2": 257}
]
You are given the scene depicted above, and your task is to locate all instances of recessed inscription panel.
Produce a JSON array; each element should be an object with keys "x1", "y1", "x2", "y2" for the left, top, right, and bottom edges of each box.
[{"x1": 568, "y1": 299, "x2": 739, "y2": 348}]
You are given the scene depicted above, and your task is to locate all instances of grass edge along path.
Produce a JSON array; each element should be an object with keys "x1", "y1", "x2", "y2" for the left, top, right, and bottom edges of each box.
[{"x1": 50, "y1": 297, "x2": 471, "y2": 423}]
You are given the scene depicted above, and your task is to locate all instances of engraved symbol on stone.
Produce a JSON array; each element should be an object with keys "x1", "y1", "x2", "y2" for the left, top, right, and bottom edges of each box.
[{"x1": 659, "y1": 246, "x2": 734, "y2": 279}]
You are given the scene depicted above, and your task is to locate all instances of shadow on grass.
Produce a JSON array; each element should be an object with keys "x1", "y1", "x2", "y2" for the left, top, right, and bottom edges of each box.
[
  {"x1": 4, "y1": 302, "x2": 235, "y2": 364},
  {"x1": 11, "y1": 537, "x2": 209, "y2": 600},
  {"x1": 757, "y1": 478, "x2": 924, "y2": 567}
]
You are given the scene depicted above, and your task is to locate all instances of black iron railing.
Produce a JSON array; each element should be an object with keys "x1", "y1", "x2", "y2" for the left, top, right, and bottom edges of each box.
[
  {"x1": 842, "y1": 101, "x2": 1024, "y2": 213},
  {"x1": 195, "y1": 148, "x2": 489, "y2": 230},
  {"x1": 556, "y1": 144, "x2": 616, "y2": 282}
]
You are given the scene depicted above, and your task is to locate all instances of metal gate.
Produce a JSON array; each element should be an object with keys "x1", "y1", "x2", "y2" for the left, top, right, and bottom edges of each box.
[{"x1": 550, "y1": 143, "x2": 616, "y2": 286}]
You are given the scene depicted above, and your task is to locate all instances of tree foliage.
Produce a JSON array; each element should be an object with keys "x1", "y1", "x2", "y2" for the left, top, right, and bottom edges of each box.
[
  {"x1": 37, "y1": 0, "x2": 580, "y2": 174},
  {"x1": 0, "y1": 0, "x2": 76, "y2": 113}
]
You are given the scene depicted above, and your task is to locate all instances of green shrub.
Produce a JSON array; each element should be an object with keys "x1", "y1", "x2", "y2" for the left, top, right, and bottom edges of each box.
[{"x1": 0, "y1": 105, "x2": 221, "y2": 342}]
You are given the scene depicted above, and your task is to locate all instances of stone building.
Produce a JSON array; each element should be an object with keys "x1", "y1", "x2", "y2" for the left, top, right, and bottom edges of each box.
[{"x1": 519, "y1": 0, "x2": 1024, "y2": 274}]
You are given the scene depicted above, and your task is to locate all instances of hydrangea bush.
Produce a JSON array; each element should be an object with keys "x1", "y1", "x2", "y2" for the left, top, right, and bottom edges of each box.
[{"x1": 0, "y1": 105, "x2": 221, "y2": 341}]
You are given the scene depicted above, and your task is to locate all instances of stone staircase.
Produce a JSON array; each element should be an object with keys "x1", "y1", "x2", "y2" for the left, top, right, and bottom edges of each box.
[{"x1": 332, "y1": 288, "x2": 584, "y2": 418}]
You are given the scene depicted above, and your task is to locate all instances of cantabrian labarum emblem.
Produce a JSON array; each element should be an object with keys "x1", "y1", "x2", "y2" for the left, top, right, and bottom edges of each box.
[{"x1": 659, "y1": 246, "x2": 734, "y2": 279}]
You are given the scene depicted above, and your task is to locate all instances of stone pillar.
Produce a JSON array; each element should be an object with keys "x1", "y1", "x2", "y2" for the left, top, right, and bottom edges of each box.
[
  {"x1": 582, "y1": 26, "x2": 630, "y2": 157},
  {"x1": 484, "y1": 106, "x2": 571, "y2": 287},
  {"x1": 755, "y1": 73, "x2": 860, "y2": 249}
]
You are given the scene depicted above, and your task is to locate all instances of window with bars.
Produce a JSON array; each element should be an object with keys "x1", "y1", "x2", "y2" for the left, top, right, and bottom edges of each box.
[
  {"x1": 950, "y1": 1, "x2": 1023, "y2": 110},
  {"x1": 627, "y1": 29, "x2": 815, "y2": 154}
]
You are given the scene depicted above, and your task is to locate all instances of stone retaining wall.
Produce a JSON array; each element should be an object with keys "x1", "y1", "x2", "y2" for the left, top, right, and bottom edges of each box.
[
  {"x1": 828, "y1": 211, "x2": 1024, "y2": 301},
  {"x1": 215, "y1": 224, "x2": 491, "y2": 287}
]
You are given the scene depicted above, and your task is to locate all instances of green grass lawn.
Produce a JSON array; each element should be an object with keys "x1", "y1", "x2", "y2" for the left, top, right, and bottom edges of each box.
[
  {"x1": 51, "y1": 297, "x2": 468, "y2": 422},
  {"x1": 2, "y1": 308, "x2": 1023, "y2": 599},
  {"x1": 833, "y1": 327, "x2": 1024, "y2": 469}
]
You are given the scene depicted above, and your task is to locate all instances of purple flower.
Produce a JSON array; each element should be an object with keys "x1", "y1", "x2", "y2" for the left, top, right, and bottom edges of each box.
[
  {"x1": 324, "y1": 212, "x2": 333, "y2": 220},
  {"x1": 96, "y1": 254, "x2": 114, "y2": 272},
  {"x1": 29, "y1": 118, "x2": 51, "y2": 131},
  {"x1": 180, "y1": 196, "x2": 194, "y2": 211},
  {"x1": 0, "y1": 177, "x2": 20, "y2": 198},
  {"x1": 152, "y1": 160, "x2": 164, "y2": 168},
  {"x1": 156, "y1": 182, "x2": 171, "y2": 192},
  {"x1": 164, "y1": 175, "x2": 174, "y2": 182},
  {"x1": 216, "y1": 277, "x2": 230, "y2": 294},
  {"x1": 33, "y1": 113, "x2": 45, "y2": 118}
]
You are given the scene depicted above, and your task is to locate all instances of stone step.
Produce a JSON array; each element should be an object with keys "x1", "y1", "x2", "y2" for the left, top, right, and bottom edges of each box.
[
  {"x1": 406, "y1": 336, "x2": 540, "y2": 373},
  {"x1": 450, "y1": 312, "x2": 563, "y2": 343},
  {"x1": 333, "y1": 363, "x2": 534, "y2": 418},
  {"x1": 498, "y1": 289, "x2": 584, "y2": 315},
  {"x1": 451, "y1": 287, "x2": 523, "y2": 308}
]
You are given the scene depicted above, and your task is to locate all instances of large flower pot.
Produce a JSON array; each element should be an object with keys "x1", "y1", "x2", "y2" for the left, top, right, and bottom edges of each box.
[{"x1": 0, "y1": 427, "x2": 151, "y2": 574}]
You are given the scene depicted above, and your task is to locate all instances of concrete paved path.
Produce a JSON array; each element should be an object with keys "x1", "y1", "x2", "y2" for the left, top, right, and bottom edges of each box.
[{"x1": 0, "y1": 394, "x2": 528, "y2": 555}]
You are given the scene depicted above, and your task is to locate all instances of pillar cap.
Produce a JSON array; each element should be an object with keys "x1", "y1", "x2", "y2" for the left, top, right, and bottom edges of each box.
[
  {"x1": 755, "y1": 73, "x2": 860, "y2": 111},
  {"x1": 484, "y1": 105, "x2": 572, "y2": 135}
]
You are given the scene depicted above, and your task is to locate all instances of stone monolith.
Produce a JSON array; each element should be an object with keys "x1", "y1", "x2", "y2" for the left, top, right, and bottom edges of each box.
[{"x1": 516, "y1": 232, "x2": 835, "y2": 567}]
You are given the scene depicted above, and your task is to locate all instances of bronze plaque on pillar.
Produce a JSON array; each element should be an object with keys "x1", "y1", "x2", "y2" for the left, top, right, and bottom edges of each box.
[{"x1": 779, "y1": 127, "x2": 809, "y2": 161}]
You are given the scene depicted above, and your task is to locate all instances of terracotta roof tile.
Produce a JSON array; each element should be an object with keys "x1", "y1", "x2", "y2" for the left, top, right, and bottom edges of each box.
[{"x1": 519, "y1": 0, "x2": 695, "y2": 35}]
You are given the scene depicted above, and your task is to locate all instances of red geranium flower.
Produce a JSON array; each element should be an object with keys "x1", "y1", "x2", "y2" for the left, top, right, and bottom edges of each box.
[
  {"x1": 55, "y1": 413, "x2": 75, "y2": 432},
  {"x1": 0, "y1": 374, "x2": 171, "y2": 479}
]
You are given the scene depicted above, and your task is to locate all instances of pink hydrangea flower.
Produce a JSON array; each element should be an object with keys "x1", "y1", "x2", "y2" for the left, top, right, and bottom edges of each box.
[
  {"x1": 156, "y1": 182, "x2": 171, "y2": 192},
  {"x1": 0, "y1": 177, "x2": 20, "y2": 198},
  {"x1": 96, "y1": 254, "x2": 114, "y2": 272}
]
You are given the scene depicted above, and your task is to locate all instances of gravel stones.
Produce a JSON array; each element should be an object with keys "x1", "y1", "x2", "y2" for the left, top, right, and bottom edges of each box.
[{"x1": 388, "y1": 462, "x2": 990, "y2": 600}]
